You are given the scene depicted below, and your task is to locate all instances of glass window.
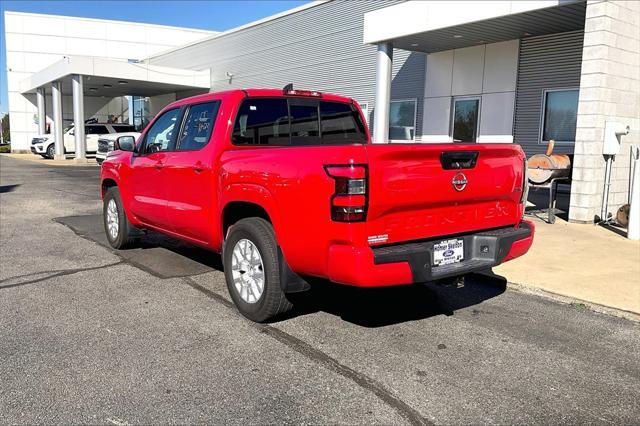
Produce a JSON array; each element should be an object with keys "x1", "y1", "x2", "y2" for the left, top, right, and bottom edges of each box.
[
  {"x1": 290, "y1": 102, "x2": 319, "y2": 144},
  {"x1": 86, "y1": 125, "x2": 109, "y2": 135},
  {"x1": 131, "y1": 96, "x2": 152, "y2": 131},
  {"x1": 177, "y1": 102, "x2": 220, "y2": 151},
  {"x1": 320, "y1": 101, "x2": 366, "y2": 143},
  {"x1": 389, "y1": 100, "x2": 416, "y2": 141},
  {"x1": 142, "y1": 108, "x2": 180, "y2": 154},
  {"x1": 232, "y1": 98, "x2": 290, "y2": 145},
  {"x1": 359, "y1": 102, "x2": 369, "y2": 126},
  {"x1": 542, "y1": 89, "x2": 579, "y2": 143},
  {"x1": 452, "y1": 98, "x2": 480, "y2": 143},
  {"x1": 113, "y1": 125, "x2": 136, "y2": 133}
]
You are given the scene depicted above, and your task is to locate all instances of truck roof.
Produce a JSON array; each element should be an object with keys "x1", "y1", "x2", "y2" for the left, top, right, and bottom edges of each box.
[{"x1": 167, "y1": 88, "x2": 356, "y2": 110}]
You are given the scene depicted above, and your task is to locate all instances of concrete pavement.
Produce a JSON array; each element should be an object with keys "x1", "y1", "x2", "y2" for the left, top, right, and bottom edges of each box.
[
  {"x1": 1, "y1": 152, "x2": 99, "y2": 167},
  {"x1": 496, "y1": 218, "x2": 640, "y2": 315},
  {"x1": 1, "y1": 155, "x2": 639, "y2": 424}
]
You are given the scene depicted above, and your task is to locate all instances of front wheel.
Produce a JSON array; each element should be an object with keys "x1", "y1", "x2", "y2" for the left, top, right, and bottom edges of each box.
[
  {"x1": 103, "y1": 187, "x2": 138, "y2": 249},
  {"x1": 45, "y1": 144, "x2": 55, "y2": 159},
  {"x1": 223, "y1": 218, "x2": 293, "y2": 322}
]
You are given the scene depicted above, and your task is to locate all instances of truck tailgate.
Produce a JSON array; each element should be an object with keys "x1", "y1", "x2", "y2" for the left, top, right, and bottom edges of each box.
[{"x1": 365, "y1": 144, "x2": 526, "y2": 246}]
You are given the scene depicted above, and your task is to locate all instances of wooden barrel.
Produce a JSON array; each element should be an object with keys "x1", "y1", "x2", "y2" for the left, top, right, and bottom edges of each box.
[{"x1": 527, "y1": 140, "x2": 572, "y2": 184}]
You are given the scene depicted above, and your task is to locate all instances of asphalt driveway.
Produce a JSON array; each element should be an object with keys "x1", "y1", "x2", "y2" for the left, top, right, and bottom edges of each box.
[{"x1": 1, "y1": 155, "x2": 639, "y2": 424}]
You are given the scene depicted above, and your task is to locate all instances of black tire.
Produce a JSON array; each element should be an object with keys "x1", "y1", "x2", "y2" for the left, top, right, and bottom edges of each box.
[
  {"x1": 223, "y1": 218, "x2": 293, "y2": 322},
  {"x1": 103, "y1": 187, "x2": 137, "y2": 249},
  {"x1": 96, "y1": 158, "x2": 104, "y2": 165},
  {"x1": 45, "y1": 144, "x2": 55, "y2": 159}
]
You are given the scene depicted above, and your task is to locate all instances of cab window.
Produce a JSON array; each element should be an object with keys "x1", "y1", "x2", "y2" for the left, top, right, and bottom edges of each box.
[{"x1": 141, "y1": 108, "x2": 180, "y2": 154}]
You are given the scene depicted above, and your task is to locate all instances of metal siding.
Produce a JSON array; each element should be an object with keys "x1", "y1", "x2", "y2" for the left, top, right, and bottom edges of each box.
[
  {"x1": 147, "y1": 0, "x2": 425, "y2": 137},
  {"x1": 514, "y1": 30, "x2": 584, "y2": 156}
]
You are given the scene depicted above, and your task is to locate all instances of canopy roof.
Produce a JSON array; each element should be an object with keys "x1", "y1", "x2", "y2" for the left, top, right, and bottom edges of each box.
[{"x1": 20, "y1": 55, "x2": 210, "y2": 97}]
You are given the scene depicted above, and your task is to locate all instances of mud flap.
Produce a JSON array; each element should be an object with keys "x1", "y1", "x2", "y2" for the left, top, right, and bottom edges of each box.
[{"x1": 278, "y1": 247, "x2": 310, "y2": 293}]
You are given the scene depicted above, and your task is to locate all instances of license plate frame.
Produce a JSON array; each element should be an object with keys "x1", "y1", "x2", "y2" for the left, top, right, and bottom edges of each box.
[{"x1": 433, "y1": 239, "x2": 464, "y2": 266}]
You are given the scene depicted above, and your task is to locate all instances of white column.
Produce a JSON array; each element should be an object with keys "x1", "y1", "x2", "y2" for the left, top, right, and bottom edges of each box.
[
  {"x1": 72, "y1": 74, "x2": 86, "y2": 160},
  {"x1": 372, "y1": 42, "x2": 393, "y2": 144},
  {"x1": 36, "y1": 87, "x2": 46, "y2": 135},
  {"x1": 51, "y1": 81, "x2": 65, "y2": 160}
]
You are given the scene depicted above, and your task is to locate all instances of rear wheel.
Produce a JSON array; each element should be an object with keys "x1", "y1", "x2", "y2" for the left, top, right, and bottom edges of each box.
[
  {"x1": 103, "y1": 187, "x2": 138, "y2": 249},
  {"x1": 223, "y1": 218, "x2": 293, "y2": 322}
]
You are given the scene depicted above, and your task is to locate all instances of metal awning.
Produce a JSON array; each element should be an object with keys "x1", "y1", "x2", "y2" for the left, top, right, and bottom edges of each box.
[
  {"x1": 363, "y1": 0, "x2": 586, "y2": 53},
  {"x1": 20, "y1": 55, "x2": 210, "y2": 96}
]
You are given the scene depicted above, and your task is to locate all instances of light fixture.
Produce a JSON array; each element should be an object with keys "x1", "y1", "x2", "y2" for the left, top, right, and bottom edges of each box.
[
  {"x1": 410, "y1": 43, "x2": 419, "y2": 47},
  {"x1": 103, "y1": 84, "x2": 112, "y2": 88},
  {"x1": 118, "y1": 80, "x2": 128, "y2": 85},
  {"x1": 89, "y1": 87, "x2": 97, "y2": 92},
  {"x1": 523, "y1": 32, "x2": 532, "y2": 36},
  {"x1": 453, "y1": 35, "x2": 463, "y2": 38}
]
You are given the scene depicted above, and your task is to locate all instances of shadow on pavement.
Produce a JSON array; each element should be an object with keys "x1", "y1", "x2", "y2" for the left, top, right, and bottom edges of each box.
[
  {"x1": 282, "y1": 272, "x2": 506, "y2": 327},
  {"x1": 0, "y1": 184, "x2": 20, "y2": 193},
  {"x1": 55, "y1": 214, "x2": 222, "y2": 278},
  {"x1": 56, "y1": 213, "x2": 507, "y2": 327}
]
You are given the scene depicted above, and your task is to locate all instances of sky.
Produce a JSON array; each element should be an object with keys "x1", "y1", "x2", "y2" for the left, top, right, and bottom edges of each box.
[{"x1": 0, "y1": 0, "x2": 309, "y2": 114}]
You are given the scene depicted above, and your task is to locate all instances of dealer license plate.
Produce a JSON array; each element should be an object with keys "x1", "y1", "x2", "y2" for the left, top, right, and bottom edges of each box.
[{"x1": 433, "y1": 239, "x2": 464, "y2": 266}]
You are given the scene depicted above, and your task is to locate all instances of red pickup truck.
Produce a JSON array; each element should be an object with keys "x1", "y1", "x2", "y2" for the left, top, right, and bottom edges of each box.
[{"x1": 100, "y1": 88, "x2": 534, "y2": 322}]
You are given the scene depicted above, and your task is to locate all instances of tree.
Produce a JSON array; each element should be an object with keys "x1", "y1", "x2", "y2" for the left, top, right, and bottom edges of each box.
[{"x1": 1, "y1": 113, "x2": 9, "y2": 143}]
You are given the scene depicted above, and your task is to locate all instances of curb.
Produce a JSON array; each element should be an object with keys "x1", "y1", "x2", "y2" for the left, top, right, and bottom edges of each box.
[{"x1": 507, "y1": 281, "x2": 640, "y2": 323}]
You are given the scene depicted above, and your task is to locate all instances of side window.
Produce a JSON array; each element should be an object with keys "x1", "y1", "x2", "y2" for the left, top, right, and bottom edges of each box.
[
  {"x1": 541, "y1": 89, "x2": 579, "y2": 144},
  {"x1": 232, "y1": 98, "x2": 290, "y2": 145},
  {"x1": 320, "y1": 101, "x2": 366, "y2": 143},
  {"x1": 177, "y1": 101, "x2": 220, "y2": 151},
  {"x1": 86, "y1": 125, "x2": 109, "y2": 135},
  {"x1": 290, "y1": 101, "x2": 319, "y2": 145},
  {"x1": 142, "y1": 108, "x2": 181, "y2": 154},
  {"x1": 113, "y1": 125, "x2": 136, "y2": 133}
]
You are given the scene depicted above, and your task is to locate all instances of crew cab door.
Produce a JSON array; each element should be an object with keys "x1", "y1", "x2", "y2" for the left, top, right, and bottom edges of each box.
[
  {"x1": 127, "y1": 108, "x2": 181, "y2": 229},
  {"x1": 163, "y1": 101, "x2": 221, "y2": 244}
]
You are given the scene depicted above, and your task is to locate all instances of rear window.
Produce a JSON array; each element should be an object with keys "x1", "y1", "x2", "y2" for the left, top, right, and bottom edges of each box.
[
  {"x1": 320, "y1": 101, "x2": 366, "y2": 143},
  {"x1": 232, "y1": 98, "x2": 290, "y2": 145},
  {"x1": 232, "y1": 97, "x2": 366, "y2": 146}
]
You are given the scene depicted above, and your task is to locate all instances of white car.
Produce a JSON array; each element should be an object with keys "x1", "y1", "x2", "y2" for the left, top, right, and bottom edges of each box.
[
  {"x1": 31, "y1": 123, "x2": 137, "y2": 159},
  {"x1": 95, "y1": 131, "x2": 140, "y2": 165}
]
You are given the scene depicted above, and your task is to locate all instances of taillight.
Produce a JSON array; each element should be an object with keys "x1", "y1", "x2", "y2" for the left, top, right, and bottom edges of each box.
[{"x1": 325, "y1": 164, "x2": 368, "y2": 222}]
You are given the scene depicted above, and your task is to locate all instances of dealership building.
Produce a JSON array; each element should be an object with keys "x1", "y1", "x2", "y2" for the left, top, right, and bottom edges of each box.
[{"x1": 3, "y1": 0, "x2": 639, "y2": 224}]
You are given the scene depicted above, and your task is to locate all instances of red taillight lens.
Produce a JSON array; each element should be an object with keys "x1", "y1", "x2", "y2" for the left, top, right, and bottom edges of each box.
[{"x1": 325, "y1": 165, "x2": 368, "y2": 222}]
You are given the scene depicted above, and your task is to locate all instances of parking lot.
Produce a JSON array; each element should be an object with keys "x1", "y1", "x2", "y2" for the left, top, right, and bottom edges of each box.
[{"x1": 1, "y1": 154, "x2": 639, "y2": 424}]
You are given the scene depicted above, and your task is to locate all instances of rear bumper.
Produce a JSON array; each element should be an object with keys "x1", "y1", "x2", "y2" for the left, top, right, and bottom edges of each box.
[{"x1": 326, "y1": 220, "x2": 535, "y2": 287}]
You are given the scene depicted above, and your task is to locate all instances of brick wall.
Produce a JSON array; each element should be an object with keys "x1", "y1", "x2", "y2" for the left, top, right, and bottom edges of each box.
[{"x1": 570, "y1": 0, "x2": 640, "y2": 223}]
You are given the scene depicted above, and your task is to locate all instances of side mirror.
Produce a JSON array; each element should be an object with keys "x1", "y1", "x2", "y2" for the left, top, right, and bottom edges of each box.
[{"x1": 116, "y1": 135, "x2": 136, "y2": 152}]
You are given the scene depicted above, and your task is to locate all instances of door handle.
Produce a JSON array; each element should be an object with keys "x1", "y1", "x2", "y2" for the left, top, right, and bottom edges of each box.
[
  {"x1": 193, "y1": 161, "x2": 204, "y2": 173},
  {"x1": 154, "y1": 161, "x2": 164, "y2": 170}
]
